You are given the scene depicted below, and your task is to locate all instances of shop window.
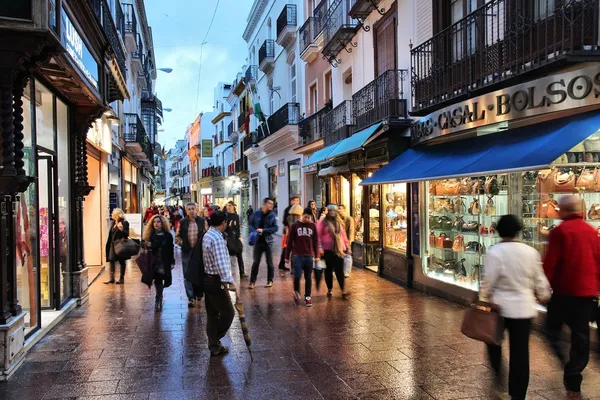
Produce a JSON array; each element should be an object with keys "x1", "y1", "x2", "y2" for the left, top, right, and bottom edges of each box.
[
  {"x1": 35, "y1": 82, "x2": 55, "y2": 150},
  {"x1": 288, "y1": 159, "x2": 301, "y2": 199},
  {"x1": 383, "y1": 183, "x2": 408, "y2": 253},
  {"x1": 368, "y1": 185, "x2": 380, "y2": 242},
  {"x1": 268, "y1": 166, "x2": 278, "y2": 202},
  {"x1": 352, "y1": 174, "x2": 364, "y2": 243},
  {"x1": 423, "y1": 131, "x2": 600, "y2": 290},
  {"x1": 57, "y1": 98, "x2": 71, "y2": 303}
]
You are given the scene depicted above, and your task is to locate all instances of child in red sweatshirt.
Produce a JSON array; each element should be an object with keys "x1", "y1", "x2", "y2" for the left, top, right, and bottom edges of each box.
[{"x1": 285, "y1": 206, "x2": 319, "y2": 307}]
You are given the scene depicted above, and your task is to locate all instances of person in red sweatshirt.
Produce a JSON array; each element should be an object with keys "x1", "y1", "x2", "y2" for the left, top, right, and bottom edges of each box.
[
  {"x1": 543, "y1": 195, "x2": 600, "y2": 393},
  {"x1": 285, "y1": 206, "x2": 319, "y2": 307},
  {"x1": 144, "y1": 201, "x2": 159, "y2": 222}
]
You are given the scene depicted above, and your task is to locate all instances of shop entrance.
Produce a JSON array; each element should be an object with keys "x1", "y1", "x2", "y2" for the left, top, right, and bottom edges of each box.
[{"x1": 37, "y1": 150, "x2": 61, "y2": 310}]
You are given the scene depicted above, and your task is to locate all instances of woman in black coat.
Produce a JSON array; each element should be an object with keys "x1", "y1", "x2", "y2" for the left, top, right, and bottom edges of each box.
[
  {"x1": 226, "y1": 201, "x2": 245, "y2": 278},
  {"x1": 105, "y1": 208, "x2": 130, "y2": 284},
  {"x1": 143, "y1": 215, "x2": 175, "y2": 311}
]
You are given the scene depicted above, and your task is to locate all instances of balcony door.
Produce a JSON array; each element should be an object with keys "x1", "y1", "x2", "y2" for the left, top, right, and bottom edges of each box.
[{"x1": 373, "y1": 5, "x2": 397, "y2": 77}]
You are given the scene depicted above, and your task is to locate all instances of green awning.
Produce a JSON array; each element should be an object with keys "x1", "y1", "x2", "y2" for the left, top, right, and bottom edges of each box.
[
  {"x1": 326, "y1": 123, "x2": 383, "y2": 160},
  {"x1": 304, "y1": 143, "x2": 340, "y2": 167}
]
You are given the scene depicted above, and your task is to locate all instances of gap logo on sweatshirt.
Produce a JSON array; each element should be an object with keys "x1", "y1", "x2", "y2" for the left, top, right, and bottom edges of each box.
[{"x1": 296, "y1": 226, "x2": 314, "y2": 237}]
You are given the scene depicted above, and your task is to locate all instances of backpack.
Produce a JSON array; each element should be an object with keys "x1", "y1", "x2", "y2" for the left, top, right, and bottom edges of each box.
[{"x1": 184, "y1": 231, "x2": 206, "y2": 287}]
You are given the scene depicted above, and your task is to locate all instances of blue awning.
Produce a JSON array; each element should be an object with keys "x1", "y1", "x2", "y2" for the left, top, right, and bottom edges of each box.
[
  {"x1": 361, "y1": 111, "x2": 600, "y2": 185},
  {"x1": 326, "y1": 123, "x2": 383, "y2": 160},
  {"x1": 304, "y1": 143, "x2": 339, "y2": 167}
]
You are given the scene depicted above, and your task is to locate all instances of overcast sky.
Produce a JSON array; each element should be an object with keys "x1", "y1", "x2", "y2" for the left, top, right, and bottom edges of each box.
[{"x1": 146, "y1": 0, "x2": 253, "y2": 151}]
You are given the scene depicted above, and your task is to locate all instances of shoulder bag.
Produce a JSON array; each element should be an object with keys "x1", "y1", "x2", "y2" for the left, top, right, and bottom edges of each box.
[
  {"x1": 471, "y1": 179, "x2": 483, "y2": 195},
  {"x1": 554, "y1": 171, "x2": 576, "y2": 193},
  {"x1": 113, "y1": 238, "x2": 140, "y2": 260},
  {"x1": 454, "y1": 197, "x2": 467, "y2": 214},
  {"x1": 537, "y1": 169, "x2": 556, "y2": 194},
  {"x1": 453, "y1": 216, "x2": 465, "y2": 232},
  {"x1": 463, "y1": 221, "x2": 480, "y2": 232},
  {"x1": 429, "y1": 181, "x2": 439, "y2": 195},
  {"x1": 469, "y1": 199, "x2": 481, "y2": 215},
  {"x1": 576, "y1": 168, "x2": 598, "y2": 191},
  {"x1": 536, "y1": 197, "x2": 560, "y2": 220},
  {"x1": 458, "y1": 178, "x2": 472, "y2": 195},
  {"x1": 484, "y1": 196, "x2": 496, "y2": 216},
  {"x1": 484, "y1": 176, "x2": 499, "y2": 195},
  {"x1": 438, "y1": 180, "x2": 460, "y2": 196},
  {"x1": 452, "y1": 234, "x2": 466, "y2": 252}
]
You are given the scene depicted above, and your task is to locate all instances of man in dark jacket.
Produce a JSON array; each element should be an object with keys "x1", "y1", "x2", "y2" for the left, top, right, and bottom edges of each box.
[
  {"x1": 226, "y1": 201, "x2": 246, "y2": 278},
  {"x1": 278, "y1": 196, "x2": 299, "y2": 271},
  {"x1": 248, "y1": 198, "x2": 278, "y2": 288},
  {"x1": 544, "y1": 195, "x2": 600, "y2": 393},
  {"x1": 176, "y1": 202, "x2": 207, "y2": 307}
]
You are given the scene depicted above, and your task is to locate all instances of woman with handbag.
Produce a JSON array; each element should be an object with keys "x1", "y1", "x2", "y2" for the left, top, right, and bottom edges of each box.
[
  {"x1": 143, "y1": 215, "x2": 175, "y2": 311},
  {"x1": 317, "y1": 205, "x2": 350, "y2": 298},
  {"x1": 105, "y1": 208, "x2": 130, "y2": 285},
  {"x1": 226, "y1": 201, "x2": 246, "y2": 278},
  {"x1": 479, "y1": 215, "x2": 551, "y2": 400}
]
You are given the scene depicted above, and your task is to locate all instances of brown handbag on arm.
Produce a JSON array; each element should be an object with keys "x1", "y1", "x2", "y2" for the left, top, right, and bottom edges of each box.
[{"x1": 461, "y1": 297, "x2": 504, "y2": 346}]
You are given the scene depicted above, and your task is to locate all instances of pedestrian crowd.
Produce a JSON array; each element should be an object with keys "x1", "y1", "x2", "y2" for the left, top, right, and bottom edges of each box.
[{"x1": 104, "y1": 194, "x2": 599, "y2": 400}]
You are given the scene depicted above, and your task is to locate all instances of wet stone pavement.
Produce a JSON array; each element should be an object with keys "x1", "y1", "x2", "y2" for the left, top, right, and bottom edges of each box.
[{"x1": 3, "y1": 242, "x2": 600, "y2": 400}]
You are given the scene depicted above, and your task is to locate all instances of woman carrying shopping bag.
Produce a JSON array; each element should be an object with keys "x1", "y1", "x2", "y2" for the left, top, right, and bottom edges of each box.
[
  {"x1": 143, "y1": 215, "x2": 175, "y2": 311},
  {"x1": 479, "y1": 215, "x2": 550, "y2": 400},
  {"x1": 317, "y1": 205, "x2": 350, "y2": 298}
]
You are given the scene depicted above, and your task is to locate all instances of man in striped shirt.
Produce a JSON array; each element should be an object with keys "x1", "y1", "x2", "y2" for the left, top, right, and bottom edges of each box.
[{"x1": 202, "y1": 211, "x2": 236, "y2": 356}]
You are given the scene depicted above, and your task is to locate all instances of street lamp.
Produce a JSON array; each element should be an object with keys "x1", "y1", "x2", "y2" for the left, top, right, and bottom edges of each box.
[
  {"x1": 163, "y1": 108, "x2": 173, "y2": 112},
  {"x1": 158, "y1": 67, "x2": 173, "y2": 73}
]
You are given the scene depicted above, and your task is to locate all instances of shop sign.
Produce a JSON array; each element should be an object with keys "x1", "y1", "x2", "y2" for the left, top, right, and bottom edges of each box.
[
  {"x1": 304, "y1": 164, "x2": 317, "y2": 173},
  {"x1": 278, "y1": 159, "x2": 285, "y2": 177},
  {"x1": 365, "y1": 145, "x2": 388, "y2": 166},
  {"x1": 200, "y1": 188, "x2": 212, "y2": 195},
  {"x1": 411, "y1": 64, "x2": 600, "y2": 145},
  {"x1": 60, "y1": 8, "x2": 98, "y2": 90},
  {"x1": 349, "y1": 152, "x2": 364, "y2": 169},
  {"x1": 201, "y1": 139, "x2": 213, "y2": 157}
]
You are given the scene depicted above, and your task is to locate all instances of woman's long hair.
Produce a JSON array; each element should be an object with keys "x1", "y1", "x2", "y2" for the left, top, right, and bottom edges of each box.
[{"x1": 143, "y1": 215, "x2": 171, "y2": 241}]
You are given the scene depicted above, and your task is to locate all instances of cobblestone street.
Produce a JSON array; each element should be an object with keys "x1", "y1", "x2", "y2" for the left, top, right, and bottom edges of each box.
[{"x1": 2, "y1": 243, "x2": 600, "y2": 400}]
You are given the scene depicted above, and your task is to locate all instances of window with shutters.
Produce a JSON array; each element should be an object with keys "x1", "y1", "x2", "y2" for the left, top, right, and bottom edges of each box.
[{"x1": 373, "y1": 6, "x2": 397, "y2": 77}]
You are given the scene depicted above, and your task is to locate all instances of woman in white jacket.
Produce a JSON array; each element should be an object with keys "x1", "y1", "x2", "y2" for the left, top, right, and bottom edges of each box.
[{"x1": 479, "y1": 215, "x2": 551, "y2": 400}]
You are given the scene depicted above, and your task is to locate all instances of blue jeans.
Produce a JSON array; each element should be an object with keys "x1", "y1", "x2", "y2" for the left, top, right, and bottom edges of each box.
[
  {"x1": 182, "y1": 250, "x2": 203, "y2": 300},
  {"x1": 250, "y1": 242, "x2": 274, "y2": 283},
  {"x1": 293, "y1": 255, "x2": 314, "y2": 297}
]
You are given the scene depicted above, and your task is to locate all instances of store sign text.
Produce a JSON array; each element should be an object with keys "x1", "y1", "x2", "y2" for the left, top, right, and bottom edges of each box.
[
  {"x1": 61, "y1": 8, "x2": 98, "y2": 89},
  {"x1": 412, "y1": 65, "x2": 600, "y2": 145}
]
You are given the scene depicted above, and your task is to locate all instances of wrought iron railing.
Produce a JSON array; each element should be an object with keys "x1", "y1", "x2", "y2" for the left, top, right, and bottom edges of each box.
[
  {"x1": 323, "y1": 0, "x2": 358, "y2": 49},
  {"x1": 264, "y1": 103, "x2": 300, "y2": 138},
  {"x1": 411, "y1": 0, "x2": 600, "y2": 114},
  {"x1": 313, "y1": 0, "x2": 328, "y2": 39},
  {"x1": 202, "y1": 167, "x2": 223, "y2": 178},
  {"x1": 277, "y1": 4, "x2": 297, "y2": 38},
  {"x1": 123, "y1": 3, "x2": 137, "y2": 38},
  {"x1": 235, "y1": 157, "x2": 249, "y2": 173},
  {"x1": 115, "y1": 0, "x2": 125, "y2": 38},
  {"x1": 124, "y1": 113, "x2": 152, "y2": 161},
  {"x1": 238, "y1": 110, "x2": 246, "y2": 132},
  {"x1": 259, "y1": 40, "x2": 275, "y2": 66},
  {"x1": 298, "y1": 105, "x2": 332, "y2": 146},
  {"x1": 132, "y1": 33, "x2": 144, "y2": 59},
  {"x1": 323, "y1": 100, "x2": 354, "y2": 146},
  {"x1": 243, "y1": 133, "x2": 254, "y2": 151},
  {"x1": 228, "y1": 121, "x2": 235, "y2": 137},
  {"x1": 91, "y1": 0, "x2": 127, "y2": 79},
  {"x1": 300, "y1": 17, "x2": 313, "y2": 54},
  {"x1": 353, "y1": 70, "x2": 408, "y2": 130},
  {"x1": 228, "y1": 163, "x2": 235, "y2": 176},
  {"x1": 245, "y1": 65, "x2": 258, "y2": 83}
]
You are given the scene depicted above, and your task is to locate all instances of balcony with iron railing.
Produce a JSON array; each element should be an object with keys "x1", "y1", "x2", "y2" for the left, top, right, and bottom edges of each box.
[
  {"x1": 276, "y1": 4, "x2": 297, "y2": 47},
  {"x1": 228, "y1": 163, "x2": 235, "y2": 176},
  {"x1": 202, "y1": 166, "x2": 223, "y2": 178},
  {"x1": 259, "y1": 40, "x2": 275, "y2": 73},
  {"x1": 411, "y1": 0, "x2": 600, "y2": 115},
  {"x1": 124, "y1": 113, "x2": 153, "y2": 164},
  {"x1": 253, "y1": 103, "x2": 300, "y2": 143},
  {"x1": 235, "y1": 156, "x2": 249, "y2": 173},
  {"x1": 245, "y1": 65, "x2": 258, "y2": 83},
  {"x1": 123, "y1": 3, "x2": 138, "y2": 51},
  {"x1": 131, "y1": 33, "x2": 144, "y2": 74},
  {"x1": 298, "y1": 105, "x2": 332, "y2": 146},
  {"x1": 238, "y1": 110, "x2": 247, "y2": 133},
  {"x1": 322, "y1": 0, "x2": 359, "y2": 66},
  {"x1": 90, "y1": 0, "x2": 127, "y2": 80},
  {"x1": 243, "y1": 133, "x2": 254, "y2": 151},
  {"x1": 349, "y1": 0, "x2": 386, "y2": 20},
  {"x1": 227, "y1": 120, "x2": 237, "y2": 141},
  {"x1": 115, "y1": 0, "x2": 125, "y2": 39},
  {"x1": 313, "y1": 0, "x2": 328, "y2": 39},
  {"x1": 353, "y1": 69, "x2": 408, "y2": 131},
  {"x1": 300, "y1": 17, "x2": 314, "y2": 55},
  {"x1": 323, "y1": 100, "x2": 354, "y2": 146}
]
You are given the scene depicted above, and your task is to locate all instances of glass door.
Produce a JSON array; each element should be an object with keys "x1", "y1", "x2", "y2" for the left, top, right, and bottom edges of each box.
[{"x1": 38, "y1": 152, "x2": 58, "y2": 310}]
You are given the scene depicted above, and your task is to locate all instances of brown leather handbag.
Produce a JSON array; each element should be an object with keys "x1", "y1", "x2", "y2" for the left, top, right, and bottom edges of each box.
[
  {"x1": 471, "y1": 179, "x2": 483, "y2": 195},
  {"x1": 453, "y1": 197, "x2": 467, "y2": 214},
  {"x1": 537, "y1": 169, "x2": 556, "y2": 194},
  {"x1": 452, "y1": 234, "x2": 466, "y2": 252},
  {"x1": 458, "y1": 178, "x2": 472, "y2": 195},
  {"x1": 429, "y1": 181, "x2": 439, "y2": 195},
  {"x1": 461, "y1": 300, "x2": 504, "y2": 346},
  {"x1": 537, "y1": 197, "x2": 560, "y2": 219},
  {"x1": 443, "y1": 236, "x2": 454, "y2": 249},
  {"x1": 436, "y1": 233, "x2": 447, "y2": 248},
  {"x1": 554, "y1": 171, "x2": 576, "y2": 193},
  {"x1": 484, "y1": 176, "x2": 499, "y2": 195},
  {"x1": 429, "y1": 231, "x2": 436, "y2": 247},
  {"x1": 576, "y1": 168, "x2": 598, "y2": 191},
  {"x1": 438, "y1": 180, "x2": 460, "y2": 196}
]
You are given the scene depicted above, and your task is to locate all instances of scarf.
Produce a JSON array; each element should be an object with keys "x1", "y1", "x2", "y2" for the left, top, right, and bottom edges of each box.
[{"x1": 324, "y1": 218, "x2": 345, "y2": 259}]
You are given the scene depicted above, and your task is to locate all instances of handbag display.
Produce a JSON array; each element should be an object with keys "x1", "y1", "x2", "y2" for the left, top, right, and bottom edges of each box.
[
  {"x1": 462, "y1": 221, "x2": 480, "y2": 232},
  {"x1": 436, "y1": 233, "x2": 448, "y2": 248},
  {"x1": 468, "y1": 199, "x2": 481, "y2": 215},
  {"x1": 453, "y1": 197, "x2": 466, "y2": 214},
  {"x1": 466, "y1": 241, "x2": 485, "y2": 254},
  {"x1": 439, "y1": 216, "x2": 453, "y2": 230},
  {"x1": 429, "y1": 181, "x2": 439, "y2": 195},
  {"x1": 452, "y1": 234, "x2": 466, "y2": 252},
  {"x1": 461, "y1": 300, "x2": 504, "y2": 346},
  {"x1": 435, "y1": 198, "x2": 453, "y2": 213},
  {"x1": 484, "y1": 196, "x2": 496, "y2": 216},
  {"x1": 589, "y1": 204, "x2": 600, "y2": 220},
  {"x1": 538, "y1": 169, "x2": 556, "y2": 194},
  {"x1": 453, "y1": 216, "x2": 465, "y2": 231},
  {"x1": 471, "y1": 179, "x2": 484, "y2": 195},
  {"x1": 458, "y1": 178, "x2": 472, "y2": 195},
  {"x1": 554, "y1": 171, "x2": 576, "y2": 193},
  {"x1": 537, "y1": 197, "x2": 560, "y2": 219},
  {"x1": 437, "y1": 180, "x2": 460, "y2": 196},
  {"x1": 484, "y1": 176, "x2": 499, "y2": 195},
  {"x1": 576, "y1": 168, "x2": 598, "y2": 191},
  {"x1": 113, "y1": 238, "x2": 141, "y2": 260}
]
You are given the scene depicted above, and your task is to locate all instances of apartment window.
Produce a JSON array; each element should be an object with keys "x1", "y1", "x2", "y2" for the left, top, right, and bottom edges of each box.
[
  {"x1": 309, "y1": 83, "x2": 318, "y2": 114},
  {"x1": 290, "y1": 59, "x2": 297, "y2": 103},
  {"x1": 534, "y1": 0, "x2": 555, "y2": 19},
  {"x1": 373, "y1": 5, "x2": 397, "y2": 76},
  {"x1": 324, "y1": 71, "x2": 332, "y2": 103}
]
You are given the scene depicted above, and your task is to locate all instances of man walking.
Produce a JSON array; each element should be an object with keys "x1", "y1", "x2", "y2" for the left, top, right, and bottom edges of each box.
[
  {"x1": 202, "y1": 211, "x2": 236, "y2": 356},
  {"x1": 226, "y1": 201, "x2": 246, "y2": 278},
  {"x1": 176, "y1": 202, "x2": 207, "y2": 308},
  {"x1": 144, "y1": 201, "x2": 159, "y2": 222},
  {"x1": 278, "y1": 196, "x2": 300, "y2": 271},
  {"x1": 249, "y1": 198, "x2": 278, "y2": 288},
  {"x1": 543, "y1": 195, "x2": 600, "y2": 393}
]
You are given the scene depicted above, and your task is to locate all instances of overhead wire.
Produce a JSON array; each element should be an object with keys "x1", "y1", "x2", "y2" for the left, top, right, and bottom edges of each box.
[{"x1": 194, "y1": 0, "x2": 221, "y2": 114}]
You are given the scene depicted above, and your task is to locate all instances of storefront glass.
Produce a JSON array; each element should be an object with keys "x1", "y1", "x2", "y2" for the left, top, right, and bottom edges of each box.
[
  {"x1": 423, "y1": 133, "x2": 600, "y2": 290},
  {"x1": 368, "y1": 185, "x2": 380, "y2": 242},
  {"x1": 288, "y1": 160, "x2": 301, "y2": 199},
  {"x1": 268, "y1": 166, "x2": 277, "y2": 201},
  {"x1": 123, "y1": 160, "x2": 138, "y2": 213},
  {"x1": 383, "y1": 183, "x2": 408, "y2": 253},
  {"x1": 35, "y1": 82, "x2": 55, "y2": 150},
  {"x1": 57, "y1": 99, "x2": 71, "y2": 303},
  {"x1": 352, "y1": 174, "x2": 363, "y2": 243}
]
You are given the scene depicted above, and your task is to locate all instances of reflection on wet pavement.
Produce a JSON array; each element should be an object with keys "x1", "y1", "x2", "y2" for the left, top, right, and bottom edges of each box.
[{"x1": 2, "y1": 243, "x2": 600, "y2": 400}]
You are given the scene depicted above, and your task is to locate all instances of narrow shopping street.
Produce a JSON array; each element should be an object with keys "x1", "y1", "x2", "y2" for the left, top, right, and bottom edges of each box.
[{"x1": 0, "y1": 242, "x2": 598, "y2": 400}]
